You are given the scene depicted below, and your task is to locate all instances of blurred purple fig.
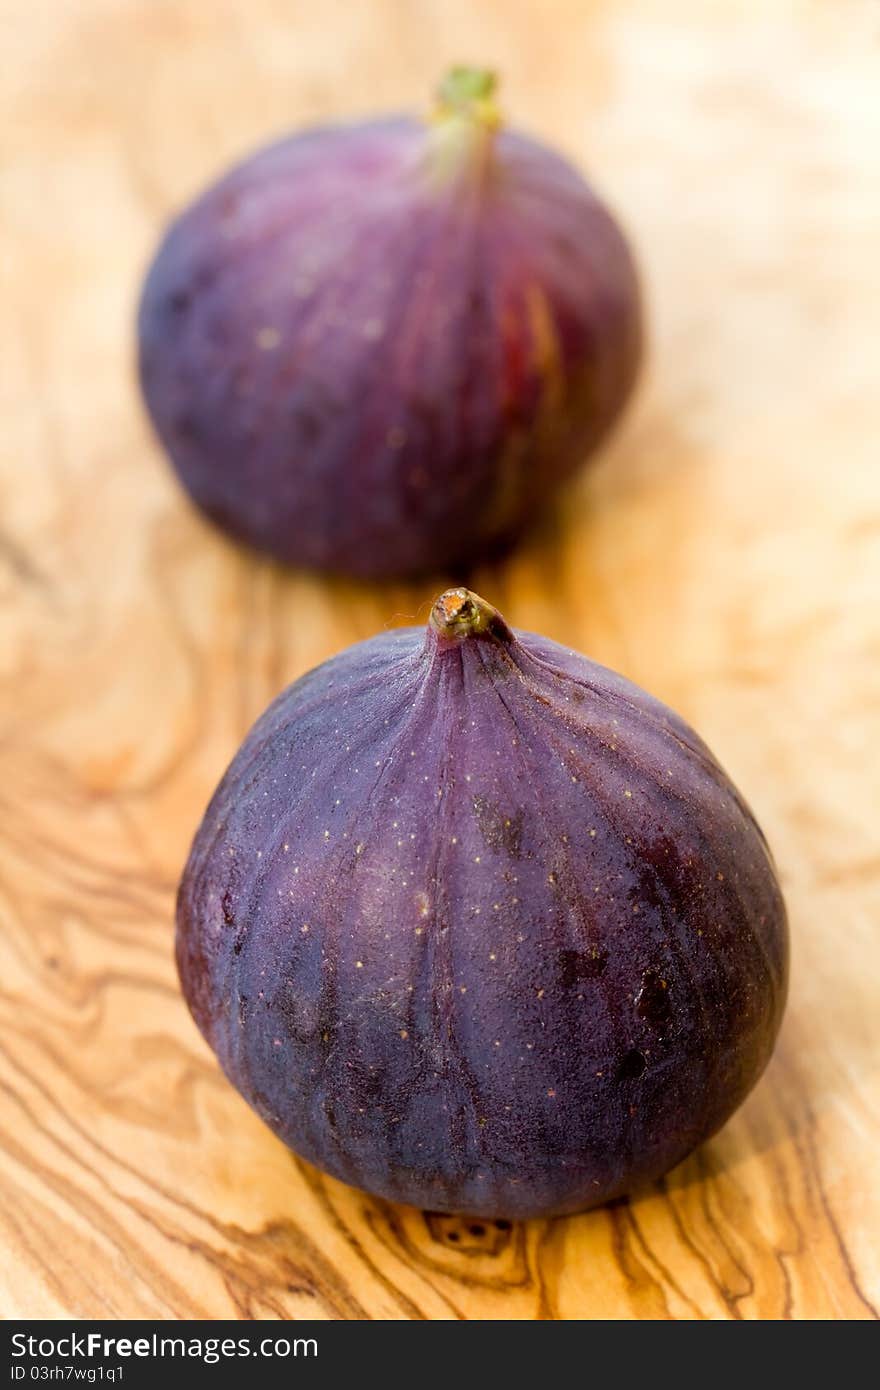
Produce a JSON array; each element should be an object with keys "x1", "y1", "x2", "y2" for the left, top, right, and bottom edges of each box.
[{"x1": 138, "y1": 70, "x2": 642, "y2": 577}]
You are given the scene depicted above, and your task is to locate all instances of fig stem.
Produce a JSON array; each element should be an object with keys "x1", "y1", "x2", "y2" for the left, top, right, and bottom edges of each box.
[
  {"x1": 429, "y1": 588, "x2": 509, "y2": 643},
  {"x1": 434, "y1": 68, "x2": 501, "y2": 130},
  {"x1": 427, "y1": 67, "x2": 501, "y2": 182}
]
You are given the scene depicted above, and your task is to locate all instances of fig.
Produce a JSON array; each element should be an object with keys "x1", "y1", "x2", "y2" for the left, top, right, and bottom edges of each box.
[
  {"x1": 138, "y1": 69, "x2": 641, "y2": 578},
  {"x1": 177, "y1": 590, "x2": 788, "y2": 1219}
]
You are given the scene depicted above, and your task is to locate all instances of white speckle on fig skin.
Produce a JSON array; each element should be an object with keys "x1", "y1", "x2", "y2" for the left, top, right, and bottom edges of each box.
[
  {"x1": 255, "y1": 326, "x2": 280, "y2": 350},
  {"x1": 176, "y1": 590, "x2": 788, "y2": 1221}
]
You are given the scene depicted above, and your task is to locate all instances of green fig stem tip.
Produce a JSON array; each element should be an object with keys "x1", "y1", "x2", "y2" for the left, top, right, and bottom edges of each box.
[
  {"x1": 429, "y1": 588, "x2": 504, "y2": 641},
  {"x1": 433, "y1": 66, "x2": 501, "y2": 131}
]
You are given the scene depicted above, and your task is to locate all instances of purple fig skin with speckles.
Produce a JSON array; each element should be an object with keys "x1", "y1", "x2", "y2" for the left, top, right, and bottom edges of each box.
[
  {"x1": 176, "y1": 591, "x2": 788, "y2": 1219},
  {"x1": 138, "y1": 71, "x2": 641, "y2": 579}
]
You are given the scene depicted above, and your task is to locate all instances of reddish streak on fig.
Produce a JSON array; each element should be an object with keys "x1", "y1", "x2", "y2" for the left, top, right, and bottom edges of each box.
[
  {"x1": 176, "y1": 590, "x2": 788, "y2": 1219},
  {"x1": 138, "y1": 69, "x2": 642, "y2": 578}
]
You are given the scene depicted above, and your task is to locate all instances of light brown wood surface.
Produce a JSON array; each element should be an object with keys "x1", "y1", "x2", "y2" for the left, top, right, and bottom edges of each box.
[{"x1": 2, "y1": 0, "x2": 878, "y2": 1321}]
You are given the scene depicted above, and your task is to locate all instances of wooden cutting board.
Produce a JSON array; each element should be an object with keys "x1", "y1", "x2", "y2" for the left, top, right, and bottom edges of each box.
[{"x1": 2, "y1": 0, "x2": 877, "y2": 1320}]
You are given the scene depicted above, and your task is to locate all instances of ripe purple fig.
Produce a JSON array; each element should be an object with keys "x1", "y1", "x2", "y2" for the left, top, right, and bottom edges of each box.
[
  {"x1": 177, "y1": 590, "x2": 788, "y2": 1219},
  {"x1": 138, "y1": 69, "x2": 641, "y2": 578}
]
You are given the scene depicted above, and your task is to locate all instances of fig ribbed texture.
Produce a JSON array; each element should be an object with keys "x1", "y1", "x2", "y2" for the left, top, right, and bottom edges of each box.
[
  {"x1": 177, "y1": 591, "x2": 788, "y2": 1219},
  {"x1": 138, "y1": 70, "x2": 641, "y2": 578}
]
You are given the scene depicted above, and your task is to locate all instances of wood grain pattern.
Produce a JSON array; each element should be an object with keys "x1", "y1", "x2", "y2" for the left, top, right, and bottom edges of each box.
[{"x1": 1, "y1": 0, "x2": 878, "y2": 1320}]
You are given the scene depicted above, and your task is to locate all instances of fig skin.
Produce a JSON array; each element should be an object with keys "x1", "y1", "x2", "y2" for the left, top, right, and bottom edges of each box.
[
  {"x1": 138, "y1": 71, "x2": 642, "y2": 578},
  {"x1": 177, "y1": 591, "x2": 788, "y2": 1219}
]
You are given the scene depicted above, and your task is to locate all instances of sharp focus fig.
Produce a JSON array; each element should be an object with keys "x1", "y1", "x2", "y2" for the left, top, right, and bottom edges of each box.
[
  {"x1": 138, "y1": 69, "x2": 641, "y2": 578},
  {"x1": 177, "y1": 590, "x2": 788, "y2": 1219}
]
